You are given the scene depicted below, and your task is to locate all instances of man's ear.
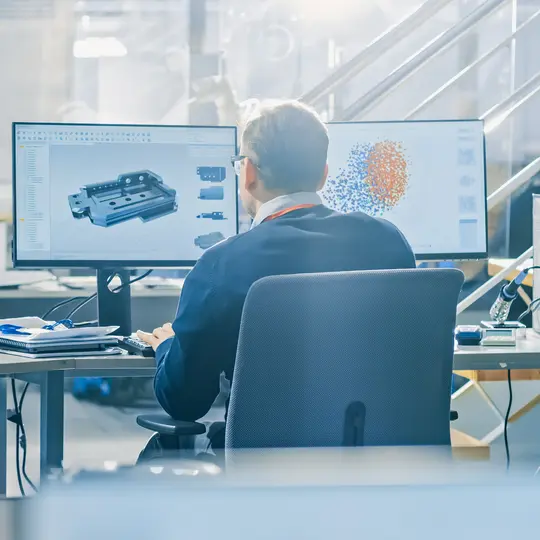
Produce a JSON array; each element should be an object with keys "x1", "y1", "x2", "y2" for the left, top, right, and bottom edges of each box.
[
  {"x1": 317, "y1": 163, "x2": 329, "y2": 191},
  {"x1": 245, "y1": 158, "x2": 258, "y2": 191}
]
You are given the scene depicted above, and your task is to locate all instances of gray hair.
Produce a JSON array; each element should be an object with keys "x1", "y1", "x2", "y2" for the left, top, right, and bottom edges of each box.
[{"x1": 241, "y1": 100, "x2": 329, "y2": 193}]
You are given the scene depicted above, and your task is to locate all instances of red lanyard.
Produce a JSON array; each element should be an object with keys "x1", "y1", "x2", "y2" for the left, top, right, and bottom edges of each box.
[{"x1": 262, "y1": 204, "x2": 318, "y2": 223}]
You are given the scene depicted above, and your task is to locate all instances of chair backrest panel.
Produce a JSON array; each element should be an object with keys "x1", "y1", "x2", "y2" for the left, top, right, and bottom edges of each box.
[{"x1": 226, "y1": 269, "x2": 464, "y2": 450}]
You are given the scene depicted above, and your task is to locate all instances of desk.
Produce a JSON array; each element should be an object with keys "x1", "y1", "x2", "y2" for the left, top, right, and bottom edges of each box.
[
  {"x1": 0, "y1": 285, "x2": 181, "y2": 333},
  {"x1": 0, "y1": 353, "x2": 154, "y2": 496},
  {"x1": 454, "y1": 329, "x2": 540, "y2": 371},
  {"x1": 452, "y1": 329, "x2": 540, "y2": 448},
  {"x1": 4, "y1": 336, "x2": 539, "y2": 497}
]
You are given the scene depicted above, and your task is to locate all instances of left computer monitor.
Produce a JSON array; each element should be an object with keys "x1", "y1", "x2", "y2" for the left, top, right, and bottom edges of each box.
[{"x1": 12, "y1": 123, "x2": 238, "y2": 268}]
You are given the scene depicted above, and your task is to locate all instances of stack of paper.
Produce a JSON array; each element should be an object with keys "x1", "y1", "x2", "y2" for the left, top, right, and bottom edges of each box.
[{"x1": 0, "y1": 317, "x2": 121, "y2": 358}]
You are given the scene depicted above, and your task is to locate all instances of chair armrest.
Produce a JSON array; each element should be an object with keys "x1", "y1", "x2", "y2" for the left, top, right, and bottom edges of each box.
[
  {"x1": 450, "y1": 411, "x2": 458, "y2": 421},
  {"x1": 137, "y1": 414, "x2": 206, "y2": 436}
]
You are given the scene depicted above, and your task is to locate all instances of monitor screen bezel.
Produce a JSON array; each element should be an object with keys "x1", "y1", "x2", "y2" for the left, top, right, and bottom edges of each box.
[
  {"x1": 326, "y1": 118, "x2": 488, "y2": 261},
  {"x1": 12, "y1": 121, "x2": 239, "y2": 269}
]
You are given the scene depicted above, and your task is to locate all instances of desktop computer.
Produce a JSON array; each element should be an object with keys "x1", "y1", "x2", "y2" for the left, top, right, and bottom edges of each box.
[
  {"x1": 12, "y1": 119, "x2": 488, "y2": 334},
  {"x1": 12, "y1": 122, "x2": 238, "y2": 333},
  {"x1": 323, "y1": 120, "x2": 487, "y2": 260}
]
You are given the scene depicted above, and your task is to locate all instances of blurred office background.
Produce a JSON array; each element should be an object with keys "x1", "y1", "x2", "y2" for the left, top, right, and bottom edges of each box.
[
  {"x1": 1, "y1": 0, "x2": 540, "y2": 494},
  {"x1": 1, "y1": 0, "x2": 540, "y2": 260}
]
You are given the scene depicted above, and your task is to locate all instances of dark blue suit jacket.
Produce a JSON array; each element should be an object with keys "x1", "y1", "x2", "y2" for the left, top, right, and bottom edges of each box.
[{"x1": 154, "y1": 205, "x2": 416, "y2": 421}]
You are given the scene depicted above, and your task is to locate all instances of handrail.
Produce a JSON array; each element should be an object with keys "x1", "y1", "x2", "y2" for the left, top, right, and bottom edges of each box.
[
  {"x1": 340, "y1": 0, "x2": 508, "y2": 121},
  {"x1": 456, "y1": 155, "x2": 540, "y2": 312},
  {"x1": 457, "y1": 247, "x2": 533, "y2": 313},
  {"x1": 405, "y1": 7, "x2": 540, "y2": 120},
  {"x1": 299, "y1": 0, "x2": 454, "y2": 106},
  {"x1": 487, "y1": 156, "x2": 540, "y2": 211},
  {"x1": 482, "y1": 71, "x2": 540, "y2": 133}
]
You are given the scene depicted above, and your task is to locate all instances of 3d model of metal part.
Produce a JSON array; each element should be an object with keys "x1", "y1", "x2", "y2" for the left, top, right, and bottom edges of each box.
[
  {"x1": 197, "y1": 166, "x2": 226, "y2": 182},
  {"x1": 68, "y1": 170, "x2": 178, "y2": 227},
  {"x1": 196, "y1": 212, "x2": 226, "y2": 220},
  {"x1": 198, "y1": 186, "x2": 224, "y2": 200},
  {"x1": 194, "y1": 232, "x2": 225, "y2": 249}
]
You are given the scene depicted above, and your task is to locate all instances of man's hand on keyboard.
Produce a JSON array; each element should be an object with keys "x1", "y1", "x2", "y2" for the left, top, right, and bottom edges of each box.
[{"x1": 137, "y1": 323, "x2": 174, "y2": 351}]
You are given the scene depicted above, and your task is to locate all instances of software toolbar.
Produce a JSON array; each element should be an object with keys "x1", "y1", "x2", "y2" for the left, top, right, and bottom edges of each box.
[
  {"x1": 14, "y1": 124, "x2": 235, "y2": 146},
  {"x1": 16, "y1": 130, "x2": 154, "y2": 143}
]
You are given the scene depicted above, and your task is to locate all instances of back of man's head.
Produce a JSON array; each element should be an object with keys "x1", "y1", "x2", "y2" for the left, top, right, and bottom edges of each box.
[{"x1": 241, "y1": 100, "x2": 329, "y2": 194}]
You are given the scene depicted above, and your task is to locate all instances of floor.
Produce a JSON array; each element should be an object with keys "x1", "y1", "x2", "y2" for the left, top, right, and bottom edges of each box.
[
  {"x1": 5, "y1": 379, "x2": 230, "y2": 497},
  {"x1": 0, "y1": 285, "x2": 513, "y2": 496},
  {"x1": 5, "y1": 383, "x2": 161, "y2": 496},
  {"x1": 5, "y1": 368, "x2": 540, "y2": 496}
]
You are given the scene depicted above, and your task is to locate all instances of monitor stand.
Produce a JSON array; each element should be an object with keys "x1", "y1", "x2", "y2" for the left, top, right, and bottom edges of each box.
[{"x1": 96, "y1": 269, "x2": 132, "y2": 336}]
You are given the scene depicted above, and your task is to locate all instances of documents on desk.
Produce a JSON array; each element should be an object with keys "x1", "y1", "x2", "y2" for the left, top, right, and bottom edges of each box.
[{"x1": 0, "y1": 317, "x2": 121, "y2": 358}]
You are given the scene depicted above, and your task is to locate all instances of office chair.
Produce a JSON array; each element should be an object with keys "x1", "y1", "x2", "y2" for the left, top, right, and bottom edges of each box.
[{"x1": 137, "y1": 268, "x2": 464, "y2": 456}]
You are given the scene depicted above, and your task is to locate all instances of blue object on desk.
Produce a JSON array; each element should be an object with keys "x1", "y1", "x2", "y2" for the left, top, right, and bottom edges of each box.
[
  {"x1": 455, "y1": 325, "x2": 483, "y2": 346},
  {"x1": 0, "y1": 319, "x2": 74, "y2": 335},
  {"x1": 42, "y1": 319, "x2": 74, "y2": 331},
  {"x1": 0, "y1": 324, "x2": 31, "y2": 335}
]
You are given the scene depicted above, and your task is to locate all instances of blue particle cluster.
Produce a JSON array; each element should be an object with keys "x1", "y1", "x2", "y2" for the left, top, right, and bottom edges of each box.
[
  {"x1": 322, "y1": 141, "x2": 409, "y2": 217},
  {"x1": 322, "y1": 142, "x2": 380, "y2": 215}
]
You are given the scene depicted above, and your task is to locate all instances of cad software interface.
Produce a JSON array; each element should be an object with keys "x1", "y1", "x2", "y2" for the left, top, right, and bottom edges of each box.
[
  {"x1": 14, "y1": 124, "x2": 237, "y2": 264},
  {"x1": 322, "y1": 120, "x2": 487, "y2": 258}
]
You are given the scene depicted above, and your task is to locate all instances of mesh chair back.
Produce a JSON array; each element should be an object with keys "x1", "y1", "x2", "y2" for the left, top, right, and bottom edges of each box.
[{"x1": 226, "y1": 269, "x2": 464, "y2": 450}]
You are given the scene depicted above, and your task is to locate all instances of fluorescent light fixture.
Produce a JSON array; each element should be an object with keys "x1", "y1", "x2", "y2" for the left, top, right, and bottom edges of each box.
[{"x1": 73, "y1": 37, "x2": 127, "y2": 58}]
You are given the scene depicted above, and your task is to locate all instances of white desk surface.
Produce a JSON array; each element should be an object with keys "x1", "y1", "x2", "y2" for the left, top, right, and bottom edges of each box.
[
  {"x1": 453, "y1": 329, "x2": 540, "y2": 371},
  {"x1": 0, "y1": 331, "x2": 539, "y2": 376},
  {"x1": 0, "y1": 276, "x2": 184, "y2": 299},
  {"x1": 0, "y1": 352, "x2": 152, "y2": 376},
  {"x1": 0, "y1": 355, "x2": 73, "y2": 375},
  {"x1": 0, "y1": 288, "x2": 180, "y2": 299}
]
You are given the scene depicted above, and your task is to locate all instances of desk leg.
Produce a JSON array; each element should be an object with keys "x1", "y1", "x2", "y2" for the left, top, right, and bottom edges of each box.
[
  {"x1": 40, "y1": 371, "x2": 64, "y2": 480},
  {"x1": 0, "y1": 378, "x2": 6, "y2": 496}
]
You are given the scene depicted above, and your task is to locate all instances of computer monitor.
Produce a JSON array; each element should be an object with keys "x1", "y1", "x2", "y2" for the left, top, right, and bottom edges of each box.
[
  {"x1": 322, "y1": 120, "x2": 487, "y2": 260},
  {"x1": 12, "y1": 122, "x2": 238, "y2": 268}
]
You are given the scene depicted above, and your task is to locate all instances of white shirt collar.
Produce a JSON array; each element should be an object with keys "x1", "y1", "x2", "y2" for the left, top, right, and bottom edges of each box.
[{"x1": 251, "y1": 192, "x2": 323, "y2": 228}]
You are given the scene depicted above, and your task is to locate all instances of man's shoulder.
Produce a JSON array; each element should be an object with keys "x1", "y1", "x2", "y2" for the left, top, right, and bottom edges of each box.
[
  {"x1": 202, "y1": 229, "x2": 250, "y2": 255},
  {"x1": 338, "y1": 211, "x2": 414, "y2": 261},
  {"x1": 341, "y1": 209, "x2": 392, "y2": 226},
  {"x1": 195, "y1": 230, "x2": 251, "y2": 268},
  {"x1": 198, "y1": 209, "x2": 412, "y2": 263},
  {"x1": 335, "y1": 210, "x2": 406, "y2": 236}
]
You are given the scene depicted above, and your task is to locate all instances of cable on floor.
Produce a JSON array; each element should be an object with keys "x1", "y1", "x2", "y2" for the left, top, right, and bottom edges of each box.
[{"x1": 504, "y1": 369, "x2": 513, "y2": 470}]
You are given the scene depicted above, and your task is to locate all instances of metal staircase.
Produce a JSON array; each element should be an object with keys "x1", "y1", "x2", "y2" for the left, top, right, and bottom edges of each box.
[
  {"x1": 299, "y1": 0, "x2": 540, "y2": 448},
  {"x1": 300, "y1": 0, "x2": 540, "y2": 310}
]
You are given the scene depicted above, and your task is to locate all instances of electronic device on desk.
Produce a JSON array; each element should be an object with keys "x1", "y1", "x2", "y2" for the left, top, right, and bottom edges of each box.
[
  {"x1": 455, "y1": 325, "x2": 483, "y2": 346},
  {"x1": 481, "y1": 320, "x2": 526, "y2": 338},
  {"x1": 118, "y1": 335, "x2": 155, "y2": 357},
  {"x1": 489, "y1": 269, "x2": 529, "y2": 325},
  {"x1": 481, "y1": 327, "x2": 517, "y2": 347},
  {"x1": 323, "y1": 120, "x2": 487, "y2": 260},
  {"x1": 0, "y1": 336, "x2": 121, "y2": 358},
  {"x1": 12, "y1": 122, "x2": 239, "y2": 334}
]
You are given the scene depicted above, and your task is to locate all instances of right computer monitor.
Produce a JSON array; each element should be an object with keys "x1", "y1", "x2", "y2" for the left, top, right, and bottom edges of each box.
[{"x1": 323, "y1": 120, "x2": 487, "y2": 260}]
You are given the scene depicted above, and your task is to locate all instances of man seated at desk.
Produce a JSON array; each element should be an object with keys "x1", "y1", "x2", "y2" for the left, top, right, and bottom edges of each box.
[{"x1": 137, "y1": 100, "x2": 416, "y2": 457}]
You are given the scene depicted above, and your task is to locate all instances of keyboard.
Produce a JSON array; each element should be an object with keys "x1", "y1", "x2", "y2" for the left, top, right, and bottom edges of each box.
[{"x1": 118, "y1": 336, "x2": 155, "y2": 357}]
